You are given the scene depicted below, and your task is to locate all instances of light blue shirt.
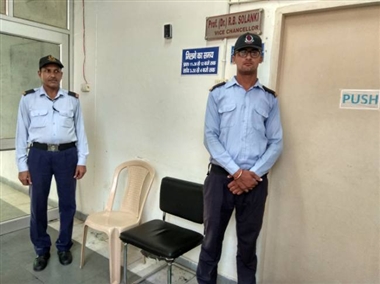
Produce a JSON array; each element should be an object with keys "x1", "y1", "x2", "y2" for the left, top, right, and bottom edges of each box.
[
  {"x1": 15, "y1": 86, "x2": 89, "y2": 172},
  {"x1": 204, "y1": 77, "x2": 283, "y2": 177}
]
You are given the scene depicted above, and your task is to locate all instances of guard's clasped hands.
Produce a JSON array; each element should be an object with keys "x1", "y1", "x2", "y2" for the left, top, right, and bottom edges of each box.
[{"x1": 227, "y1": 169, "x2": 262, "y2": 195}]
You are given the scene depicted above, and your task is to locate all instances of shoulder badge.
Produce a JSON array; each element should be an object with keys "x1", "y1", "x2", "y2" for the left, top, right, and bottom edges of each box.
[
  {"x1": 23, "y1": 89, "x2": 36, "y2": 96},
  {"x1": 262, "y1": 85, "x2": 277, "y2": 97},
  {"x1": 68, "y1": 91, "x2": 79, "y2": 99},
  {"x1": 209, "y1": 81, "x2": 227, "y2": 92}
]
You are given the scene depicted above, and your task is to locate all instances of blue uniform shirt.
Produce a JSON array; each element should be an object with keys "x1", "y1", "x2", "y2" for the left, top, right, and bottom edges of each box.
[
  {"x1": 204, "y1": 77, "x2": 283, "y2": 177},
  {"x1": 15, "y1": 86, "x2": 89, "y2": 172}
]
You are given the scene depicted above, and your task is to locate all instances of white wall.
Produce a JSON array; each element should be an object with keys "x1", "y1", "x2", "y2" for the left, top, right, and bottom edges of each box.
[
  {"x1": 71, "y1": 0, "x2": 362, "y2": 282},
  {"x1": 72, "y1": 0, "x2": 233, "y2": 277}
]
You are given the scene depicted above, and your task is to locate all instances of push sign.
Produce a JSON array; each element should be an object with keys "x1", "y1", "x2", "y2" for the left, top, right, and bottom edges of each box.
[{"x1": 340, "y1": 89, "x2": 379, "y2": 110}]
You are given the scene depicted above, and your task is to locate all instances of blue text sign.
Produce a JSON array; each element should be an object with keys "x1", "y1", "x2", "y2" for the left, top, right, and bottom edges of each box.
[
  {"x1": 181, "y1": 47, "x2": 219, "y2": 75},
  {"x1": 340, "y1": 89, "x2": 379, "y2": 110}
]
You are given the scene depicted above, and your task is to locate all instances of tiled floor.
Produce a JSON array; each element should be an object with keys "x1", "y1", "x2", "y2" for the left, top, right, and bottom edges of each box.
[
  {"x1": 0, "y1": 182, "x2": 34, "y2": 220},
  {"x1": 0, "y1": 182, "x2": 198, "y2": 284}
]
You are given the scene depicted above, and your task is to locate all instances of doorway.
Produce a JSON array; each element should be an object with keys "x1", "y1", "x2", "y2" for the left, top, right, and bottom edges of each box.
[
  {"x1": 262, "y1": 2, "x2": 379, "y2": 283},
  {"x1": 0, "y1": 22, "x2": 69, "y2": 235}
]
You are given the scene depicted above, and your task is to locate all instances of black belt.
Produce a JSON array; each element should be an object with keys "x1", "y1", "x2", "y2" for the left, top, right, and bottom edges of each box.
[
  {"x1": 31, "y1": 142, "x2": 76, "y2": 152},
  {"x1": 209, "y1": 164, "x2": 268, "y2": 179},
  {"x1": 209, "y1": 164, "x2": 230, "y2": 176}
]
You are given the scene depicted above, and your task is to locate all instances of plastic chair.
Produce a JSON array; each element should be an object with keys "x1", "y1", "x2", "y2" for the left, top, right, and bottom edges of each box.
[
  {"x1": 119, "y1": 176, "x2": 204, "y2": 284},
  {"x1": 80, "y1": 159, "x2": 155, "y2": 284}
]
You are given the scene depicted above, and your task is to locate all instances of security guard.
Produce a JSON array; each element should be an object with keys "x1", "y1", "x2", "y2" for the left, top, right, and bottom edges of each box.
[
  {"x1": 197, "y1": 33, "x2": 283, "y2": 283},
  {"x1": 15, "y1": 55, "x2": 89, "y2": 271}
]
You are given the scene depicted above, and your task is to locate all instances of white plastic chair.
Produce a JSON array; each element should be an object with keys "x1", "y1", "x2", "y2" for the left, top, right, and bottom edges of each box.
[{"x1": 80, "y1": 159, "x2": 155, "y2": 284}]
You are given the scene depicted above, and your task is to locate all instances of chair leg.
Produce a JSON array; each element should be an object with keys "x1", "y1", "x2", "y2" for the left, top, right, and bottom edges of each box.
[
  {"x1": 80, "y1": 224, "x2": 88, "y2": 268},
  {"x1": 167, "y1": 262, "x2": 173, "y2": 284},
  {"x1": 108, "y1": 230, "x2": 122, "y2": 284},
  {"x1": 123, "y1": 243, "x2": 128, "y2": 284}
]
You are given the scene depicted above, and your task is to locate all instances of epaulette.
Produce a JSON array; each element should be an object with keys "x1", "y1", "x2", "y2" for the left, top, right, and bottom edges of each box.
[
  {"x1": 68, "y1": 91, "x2": 79, "y2": 98},
  {"x1": 23, "y1": 89, "x2": 36, "y2": 96},
  {"x1": 209, "y1": 81, "x2": 227, "y2": 92},
  {"x1": 262, "y1": 85, "x2": 277, "y2": 97}
]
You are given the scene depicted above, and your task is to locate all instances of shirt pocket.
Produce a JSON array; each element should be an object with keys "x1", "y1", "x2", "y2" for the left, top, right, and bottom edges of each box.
[
  {"x1": 218, "y1": 103, "x2": 236, "y2": 128},
  {"x1": 30, "y1": 109, "x2": 48, "y2": 128},
  {"x1": 252, "y1": 107, "x2": 269, "y2": 131},
  {"x1": 59, "y1": 111, "x2": 74, "y2": 128}
]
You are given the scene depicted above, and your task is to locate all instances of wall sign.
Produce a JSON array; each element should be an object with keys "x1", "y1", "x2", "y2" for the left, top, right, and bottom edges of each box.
[
  {"x1": 205, "y1": 9, "x2": 263, "y2": 40},
  {"x1": 181, "y1": 47, "x2": 219, "y2": 75},
  {"x1": 340, "y1": 89, "x2": 379, "y2": 110}
]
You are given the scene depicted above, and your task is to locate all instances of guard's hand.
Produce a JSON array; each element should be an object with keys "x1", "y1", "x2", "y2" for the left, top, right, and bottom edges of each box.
[
  {"x1": 246, "y1": 170, "x2": 262, "y2": 184},
  {"x1": 18, "y1": 171, "x2": 32, "y2": 186},
  {"x1": 74, "y1": 165, "x2": 87, "y2": 180},
  {"x1": 227, "y1": 180, "x2": 246, "y2": 195},
  {"x1": 227, "y1": 170, "x2": 262, "y2": 195}
]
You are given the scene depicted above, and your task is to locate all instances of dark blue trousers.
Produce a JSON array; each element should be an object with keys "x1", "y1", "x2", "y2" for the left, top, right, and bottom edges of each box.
[
  {"x1": 27, "y1": 147, "x2": 77, "y2": 255},
  {"x1": 196, "y1": 171, "x2": 268, "y2": 284}
]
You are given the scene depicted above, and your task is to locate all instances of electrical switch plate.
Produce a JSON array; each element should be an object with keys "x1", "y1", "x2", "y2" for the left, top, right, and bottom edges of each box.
[
  {"x1": 81, "y1": 83, "x2": 90, "y2": 92},
  {"x1": 164, "y1": 24, "x2": 172, "y2": 39}
]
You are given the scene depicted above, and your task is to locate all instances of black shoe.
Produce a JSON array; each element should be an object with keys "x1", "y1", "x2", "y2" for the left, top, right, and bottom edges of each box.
[
  {"x1": 57, "y1": 251, "x2": 72, "y2": 265},
  {"x1": 33, "y1": 252, "x2": 50, "y2": 271}
]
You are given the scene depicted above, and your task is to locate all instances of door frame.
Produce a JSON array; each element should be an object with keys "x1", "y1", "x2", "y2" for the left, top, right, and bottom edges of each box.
[
  {"x1": 257, "y1": 0, "x2": 380, "y2": 281},
  {"x1": 269, "y1": 0, "x2": 380, "y2": 90},
  {"x1": 0, "y1": 15, "x2": 71, "y2": 233},
  {"x1": 0, "y1": 20, "x2": 70, "y2": 151}
]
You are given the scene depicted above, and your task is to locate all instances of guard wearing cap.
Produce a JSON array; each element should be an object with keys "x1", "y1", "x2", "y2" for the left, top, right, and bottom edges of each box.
[
  {"x1": 197, "y1": 33, "x2": 283, "y2": 284},
  {"x1": 15, "y1": 55, "x2": 89, "y2": 271}
]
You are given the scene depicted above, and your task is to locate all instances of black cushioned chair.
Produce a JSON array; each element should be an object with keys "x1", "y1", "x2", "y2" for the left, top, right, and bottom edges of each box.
[{"x1": 119, "y1": 176, "x2": 204, "y2": 284}]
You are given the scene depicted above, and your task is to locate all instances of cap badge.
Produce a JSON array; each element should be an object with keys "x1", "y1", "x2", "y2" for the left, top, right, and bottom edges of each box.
[
  {"x1": 48, "y1": 55, "x2": 57, "y2": 62},
  {"x1": 244, "y1": 35, "x2": 254, "y2": 44}
]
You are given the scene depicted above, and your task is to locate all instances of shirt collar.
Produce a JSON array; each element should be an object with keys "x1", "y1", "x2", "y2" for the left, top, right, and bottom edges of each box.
[
  {"x1": 39, "y1": 86, "x2": 64, "y2": 99},
  {"x1": 227, "y1": 76, "x2": 263, "y2": 91}
]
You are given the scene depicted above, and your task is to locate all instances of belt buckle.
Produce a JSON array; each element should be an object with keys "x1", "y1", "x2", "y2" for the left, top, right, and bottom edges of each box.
[{"x1": 47, "y1": 144, "x2": 59, "y2": 152}]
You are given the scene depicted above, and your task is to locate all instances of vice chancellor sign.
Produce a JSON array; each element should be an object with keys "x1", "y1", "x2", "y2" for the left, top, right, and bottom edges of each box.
[
  {"x1": 181, "y1": 47, "x2": 219, "y2": 75},
  {"x1": 205, "y1": 9, "x2": 263, "y2": 40}
]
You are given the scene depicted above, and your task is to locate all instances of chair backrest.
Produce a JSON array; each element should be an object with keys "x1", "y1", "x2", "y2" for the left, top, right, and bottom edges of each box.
[
  {"x1": 159, "y1": 177, "x2": 203, "y2": 224},
  {"x1": 105, "y1": 160, "x2": 155, "y2": 221}
]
